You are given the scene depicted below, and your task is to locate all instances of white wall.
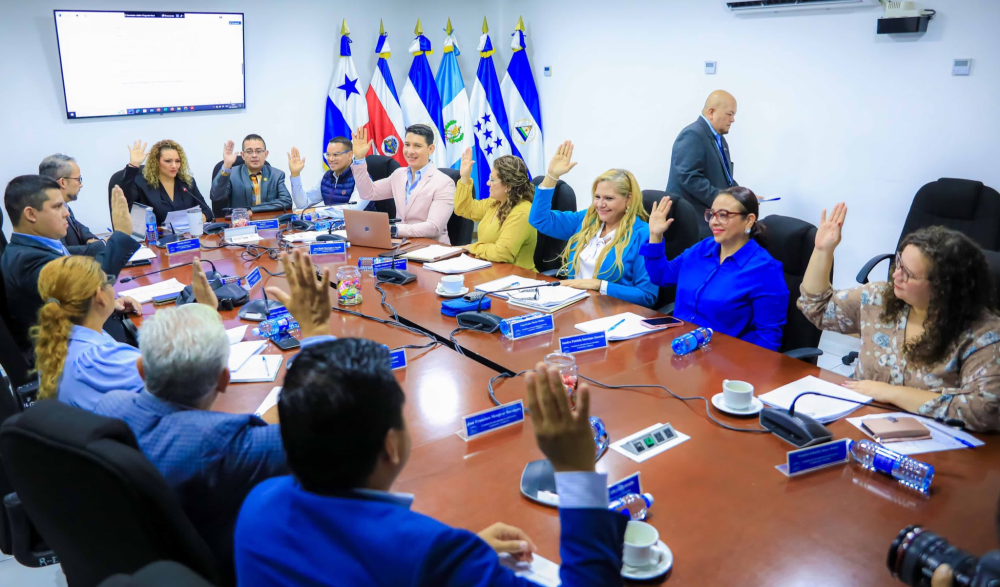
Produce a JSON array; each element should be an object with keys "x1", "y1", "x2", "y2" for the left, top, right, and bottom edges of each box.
[
  {"x1": 499, "y1": 0, "x2": 1000, "y2": 287},
  {"x1": 0, "y1": 0, "x2": 499, "y2": 235}
]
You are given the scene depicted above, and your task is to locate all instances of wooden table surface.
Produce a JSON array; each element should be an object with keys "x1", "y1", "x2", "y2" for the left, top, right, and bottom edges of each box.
[{"x1": 116, "y1": 222, "x2": 999, "y2": 586}]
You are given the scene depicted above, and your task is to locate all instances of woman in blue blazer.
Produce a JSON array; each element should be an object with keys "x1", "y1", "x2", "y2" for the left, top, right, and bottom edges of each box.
[{"x1": 529, "y1": 141, "x2": 658, "y2": 308}]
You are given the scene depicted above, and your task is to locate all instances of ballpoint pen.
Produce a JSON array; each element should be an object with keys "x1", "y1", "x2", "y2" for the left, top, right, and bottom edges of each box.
[{"x1": 607, "y1": 318, "x2": 626, "y2": 332}]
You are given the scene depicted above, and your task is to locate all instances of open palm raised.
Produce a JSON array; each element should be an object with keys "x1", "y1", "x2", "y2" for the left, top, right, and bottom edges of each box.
[{"x1": 815, "y1": 203, "x2": 847, "y2": 253}]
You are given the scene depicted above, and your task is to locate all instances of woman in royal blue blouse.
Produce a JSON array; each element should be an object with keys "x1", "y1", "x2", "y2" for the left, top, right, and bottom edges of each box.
[{"x1": 641, "y1": 187, "x2": 788, "y2": 350}]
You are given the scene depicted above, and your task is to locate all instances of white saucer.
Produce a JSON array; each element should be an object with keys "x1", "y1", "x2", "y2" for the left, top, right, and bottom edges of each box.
[
  {"x1": 711, "y1": 393, "x2": 764, "y2": 416},
  {"x1": 621, "y1": 540, "x2": 673, "y2": 580},
  {"x1": 436, "y1": 285, "x2": 469, "y2": 298}
]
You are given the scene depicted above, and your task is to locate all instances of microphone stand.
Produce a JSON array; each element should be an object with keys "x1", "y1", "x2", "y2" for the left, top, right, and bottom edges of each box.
[{"x1": 456, "y1": 282, "x2": 561, "y2": 333}]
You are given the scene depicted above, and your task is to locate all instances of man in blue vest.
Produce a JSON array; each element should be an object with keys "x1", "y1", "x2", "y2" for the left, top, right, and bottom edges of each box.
[{"x1": 287, "y1": 138, "x2": 371, "y2": 211}]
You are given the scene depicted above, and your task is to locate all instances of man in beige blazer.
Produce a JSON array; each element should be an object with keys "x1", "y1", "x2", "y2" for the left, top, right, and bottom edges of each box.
[{"x1": 350, "y1": 124, "x2": 455, "y2": 244}]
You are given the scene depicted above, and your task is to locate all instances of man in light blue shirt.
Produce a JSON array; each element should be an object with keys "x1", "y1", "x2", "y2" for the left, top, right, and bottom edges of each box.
[{"x1": 286, "y1": 137, "x2": 371, "y2": 211}]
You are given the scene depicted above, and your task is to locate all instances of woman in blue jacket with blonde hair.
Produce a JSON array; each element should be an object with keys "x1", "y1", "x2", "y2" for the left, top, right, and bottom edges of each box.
[{"x1": 529, "y1": 141, "x2": 657, "y2": 308}]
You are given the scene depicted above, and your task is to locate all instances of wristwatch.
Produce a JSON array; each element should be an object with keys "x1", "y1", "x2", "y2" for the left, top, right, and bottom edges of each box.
[{"x1": 390, "y1": 225, "x2": 398, "y2": 238}]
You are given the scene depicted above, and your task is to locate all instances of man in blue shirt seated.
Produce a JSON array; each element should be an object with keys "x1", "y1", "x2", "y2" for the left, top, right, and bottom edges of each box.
[{"x1": 234, "y1": 345, "x2": 628, "y2": 586}]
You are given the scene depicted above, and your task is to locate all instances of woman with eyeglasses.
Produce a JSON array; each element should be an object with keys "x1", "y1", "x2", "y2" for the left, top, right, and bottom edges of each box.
[
  {"x1": 799, "y1": 205, "x2": 1000, "y2": 431},
  {"x1": 641, "y1": 187, "x2": 788, "y2": 350},
  {"x1": 530, "y1": 141, "x2": 657, "y2": 307}
]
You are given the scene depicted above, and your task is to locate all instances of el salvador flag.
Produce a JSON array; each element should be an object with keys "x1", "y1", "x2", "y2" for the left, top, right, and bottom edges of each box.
[
  {"x1": 469, "y1": 25, "x2": 522, "y2": 200},
  {"x1": 500, "y1": 21, "x2": 544, "y2": 178},
  {"x1": 400, "y1": 22, "x2": 446, "y2": 167},
  {"x1": 364, "y1": 28, "x2": 407, "y2": 167},
  {"x1": 435, "y1": 21, "x2": 473, "y2": 171},
  {"x1": 324, "y1": 22, "x2": 369, "y2": 167}
]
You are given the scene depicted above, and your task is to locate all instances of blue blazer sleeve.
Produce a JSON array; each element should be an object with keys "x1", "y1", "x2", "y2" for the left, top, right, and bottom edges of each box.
[
  {"x1": 529, "y1": 186, "x2": 586, "y2": 240},
  {"x1": 743, "y1": 258, "x2": 789, "y2": 351},
  {"x1": 603, "y1": 223, "x2": 658, "y2": 308}
]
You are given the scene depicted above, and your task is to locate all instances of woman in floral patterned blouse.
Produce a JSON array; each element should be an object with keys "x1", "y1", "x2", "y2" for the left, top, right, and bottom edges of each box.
[{"x1": 798, "y1": 203, "x2": 1000, "y2": 432}]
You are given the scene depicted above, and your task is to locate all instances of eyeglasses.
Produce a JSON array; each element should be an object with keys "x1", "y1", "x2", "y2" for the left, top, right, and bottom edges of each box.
[
  {"x1": 894, "y1": 252, "x2": 925, "y2": 283},
  {"x1": 324, "y1": 150, "x2": 352, "y2": 160},
  {"x1": 704, "y1": 209, "x2": 748, "y2": 223},
  {"x1": 102, "y1": 273, "x2": 116, "y2": 287},
  {"x1": 243, "y1": 149, "x2": 266, "y2": 156},
  {"x1": 62, "y1": 176, "x2": 83, "y2": 183},
  {"x1": 508, "y1": 287, "x2": 540, "y2": 301}
]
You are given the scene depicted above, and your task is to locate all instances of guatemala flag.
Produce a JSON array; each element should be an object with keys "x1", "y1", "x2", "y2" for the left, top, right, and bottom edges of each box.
[
  {"x1": 468, "y1": 21, "x2": 521, "y2": 200},
  {"x1": 435, "y1": 19, "x2": 473, "y2": 171},
  {"x1": 364, "y1": 24, "x2": 406, "y2": 167},
  {"x1": 400, "y1": 20, "x2": 446, "y2": 167},
  {"x1": 324, "y1": 21, "x2": 369, "y2": 166},
  {"x1": 500, "y1": 19, "x2": 544, "y2": 178}
]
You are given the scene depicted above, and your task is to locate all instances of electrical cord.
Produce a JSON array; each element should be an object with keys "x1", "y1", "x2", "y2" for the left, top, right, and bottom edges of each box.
[
  {"x1": 449, "y1": 327, "x2": 474, "y2": 356},
  {"x1": 373, "y1": 281, "x2": 400, "y2": 322},
  {"x1": 329, "y1": 305, "x2": 439, "y2": 348}
]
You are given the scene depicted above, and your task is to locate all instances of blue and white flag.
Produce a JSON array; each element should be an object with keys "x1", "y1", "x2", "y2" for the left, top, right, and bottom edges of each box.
[
  {"x1": 400, "y1": 20, "x2": 446, "y2": 167},
  {"x1": 468, "y1": 22, "x2": 521, "y2": 200},
  {"x1": 435, "y1": 19, "x2": 473, "y2": 171},
  {"x1": 500, "y1": 20, "x2": 544, "y2": 178},
  {"x1": 324, "y1": 21, "x2": 369, "y2": 166}
]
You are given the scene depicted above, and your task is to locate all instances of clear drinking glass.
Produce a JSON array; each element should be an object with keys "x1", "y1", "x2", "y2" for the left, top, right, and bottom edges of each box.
[{"x1": 544, "y1": 352, "x2": 578, "y2": 407}]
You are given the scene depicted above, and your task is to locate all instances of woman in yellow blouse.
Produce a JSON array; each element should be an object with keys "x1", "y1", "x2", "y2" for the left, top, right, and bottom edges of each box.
[{"x1": 455, "y1": 147, "x2": 537, "y2": 271}]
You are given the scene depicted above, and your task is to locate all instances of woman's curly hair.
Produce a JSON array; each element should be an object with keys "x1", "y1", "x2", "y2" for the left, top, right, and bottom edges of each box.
[
  {"x1": 143, "y1": 139, "x2": 193, "y2": 188},
  {"x1": 880, "y1": 226, "x2": 996, "y2": 366},
  {"x1": 490, "y1": 155, "x2": 534, "y2": 225}
]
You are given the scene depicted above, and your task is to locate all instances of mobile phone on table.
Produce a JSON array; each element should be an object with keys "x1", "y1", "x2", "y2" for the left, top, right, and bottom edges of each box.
[
  {"x1": 639, "y1": 316, "x2": 684, "y2": 329},
  {"x1": 272, "y1": 333, "x2": 301, "y2": 350},
  {"x1": 152, "y1": 293, "x2": 178, "y2": 305}
]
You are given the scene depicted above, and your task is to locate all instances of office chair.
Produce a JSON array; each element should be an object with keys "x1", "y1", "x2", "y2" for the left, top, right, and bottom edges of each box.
[
  {"x1": 436, "y1": 167, "x2": 474, "y2": 246},
  {"x1": 641, "y1": 190, "x2": 701, "y2": 311},
  {"x1": 107, "y1": 166, "x2": 131, "y2": 218},
  {"x1": 0, "y1": 269, "x2": 35, "y2": 389},
  {"x1": 366, "y1": 155, "x2": 401, "y2": 217},
  {"x1": 531, "y1": 176, "x2": 577, "y2": 274},
  {"x1": 210, "y1": 155, "x2": 249, "y2": 219}
]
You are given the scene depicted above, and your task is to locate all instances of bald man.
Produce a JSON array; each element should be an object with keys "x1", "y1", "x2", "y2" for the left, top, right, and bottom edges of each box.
[{"x1": 666, "y1": 90, "x2": 738, "y2": 238}]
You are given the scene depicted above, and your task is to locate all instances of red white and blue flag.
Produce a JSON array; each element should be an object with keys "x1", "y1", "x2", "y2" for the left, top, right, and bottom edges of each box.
[
  {"x1": 323, "y1": 21, "x2": 369, "y2": 166},
  {"x1": 364, "y1": 25, "x2": 406, "y2": 167}
]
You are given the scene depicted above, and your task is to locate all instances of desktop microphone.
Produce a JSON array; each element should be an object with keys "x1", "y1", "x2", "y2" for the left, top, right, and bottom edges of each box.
[
  {"x1": 238, "y1": 274, "x2": 283, "y2": 321},
  {"x1": 156, "y1": 222, "x2": 180, "y2": 247},
  {"x1": 375, "y1": 239, "x2": 416, "y2": 285},
  {"x1": 759, "y1": 391, "x2": 896, "y2": 448},
  {"x1": 289, "y1": 201, "x2": 324, "y2": 230},
  {"x1": 118, "y1": 259, "x2": 218, "y2": 283},
  {"x1": 456, "y1": 282, "x2": 561, "y2": 333}
]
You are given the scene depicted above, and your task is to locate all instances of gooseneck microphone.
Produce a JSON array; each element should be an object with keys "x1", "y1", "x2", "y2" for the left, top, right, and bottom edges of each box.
[{"x1": 118, "y1": 259, "x2": 217, "y2": 283}]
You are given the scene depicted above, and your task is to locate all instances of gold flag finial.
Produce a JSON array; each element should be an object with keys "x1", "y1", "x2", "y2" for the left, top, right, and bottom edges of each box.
[
  {"x1": 445, "y1": 17, "x2": 454, "y2": 36},
  {"x1": 415, "y1": 18, "x2": 423, "y2": 36},
  {"x1": 379, "y1": 19, "x2": 385, "y2": 36},
  {"x1": 516, "y1": 16, "x2": 525, "y2": 31},
  {"x1": 482, "y1": 17, "x2": 489, "y2": 34},
  {"x1": 340, "y1": 19, "x2": 350, "y2": 36}
]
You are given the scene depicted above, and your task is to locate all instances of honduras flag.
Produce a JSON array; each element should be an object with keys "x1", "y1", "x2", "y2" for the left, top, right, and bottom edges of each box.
[
  {"x1": 364, "y1": 23, "x2": 406, "y2": 167},
  {"x1": 500, "y1": 19, "x2": 544, "y2": 178},
  {"x1": 435, "y1": 19, "x2": 473, "y2": 171},
  {"x1": 400, "y1": 20, "x2": 446, "y2": 167},
  {"x1": 324, "y1": 21, "x2": 369, "y2": 167},
  {"x1": 469, "y1": 20, "x2": 521, "y2": 200}
]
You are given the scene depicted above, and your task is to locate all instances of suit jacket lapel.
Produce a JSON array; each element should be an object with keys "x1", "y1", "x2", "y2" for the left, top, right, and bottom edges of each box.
[
  {"x1": 240, "y1": 165, "x2": 253, "y2": 207},
  {"x1": 401, "y1": 166, "x2": 434, "y2": 218},
  {"x1": 698, "y1": 118, "x2": 729, "y2": 178}
]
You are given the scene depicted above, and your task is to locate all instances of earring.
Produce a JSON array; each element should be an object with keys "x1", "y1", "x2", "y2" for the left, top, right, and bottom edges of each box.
[{"x1": 745, "y1": 227, "x2": 751, "y2": 234}]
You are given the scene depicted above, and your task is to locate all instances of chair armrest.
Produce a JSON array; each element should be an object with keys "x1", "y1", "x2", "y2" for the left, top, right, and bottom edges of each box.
[
  {"x1": 3, "y1": 493, "x2": 58, "y2": 568},
  {"x1": 784, "y1": 347, "x2": 824, "y2": 361},
  {"x1": 855, "y1": 253, "x2": 893, "y2": 285}
]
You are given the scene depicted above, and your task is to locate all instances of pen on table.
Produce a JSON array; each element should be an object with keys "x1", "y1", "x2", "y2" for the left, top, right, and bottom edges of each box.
[
  {"x1": 499, "y1": 281, "x2": 520, "y2": 292},
  {"x1": 261, "y1": 356, "x2": 271, "y2": 379},
  {"x1": 925, "y1": 420, "x2": 976, "y2": 448},
  {"x1": 607, "y1": 318, "x2": 626, "y2": 332}
]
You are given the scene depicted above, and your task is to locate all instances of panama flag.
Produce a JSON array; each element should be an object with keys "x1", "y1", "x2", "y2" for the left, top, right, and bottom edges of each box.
[
  {"x1": 468, "y1": 19, "x2": 521, "y2": 200},
  {"x1": 500, "y1": 18, "x2": 544, "y2": 178},
  {"x1": 435, "y1": 18, "x2": 473, "y2": 171},
  {"x1": 364, "y1": 22, "x2": 406, "y2": 167},
  {"x1": 324, "y1": 20, "x2": 369, "y2": 166},
  {"x1": 399, "y1": 19, "x2": 446, "y2": 167}
]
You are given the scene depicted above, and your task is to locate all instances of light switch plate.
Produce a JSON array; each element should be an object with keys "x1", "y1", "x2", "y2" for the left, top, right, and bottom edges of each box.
[
  {"x1": 952, "y1": 58, "x2": 972, "y2": 76},
  {"x1": 705, "y1": 61, "x2": 717, "y2": 75},
  {"x1": 543, "y1": 66, "x2": 552, "y2": 77}
]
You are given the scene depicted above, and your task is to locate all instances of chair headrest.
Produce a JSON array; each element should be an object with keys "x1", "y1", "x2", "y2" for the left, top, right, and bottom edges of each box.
[
  {"x1": 1, "y1": 400, "x2": 138, "y2": 451},
  {"x1": 759, "y1": 215, "x2": 816, "y2": 275},
  {"x1": 913, "y1": 178, "x2": 990, "y2": 219}
]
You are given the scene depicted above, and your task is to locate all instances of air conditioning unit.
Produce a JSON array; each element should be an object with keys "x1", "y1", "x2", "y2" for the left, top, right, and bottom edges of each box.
[{"x1": 723, "y1": 0, "x2": 881, "y2": 13}]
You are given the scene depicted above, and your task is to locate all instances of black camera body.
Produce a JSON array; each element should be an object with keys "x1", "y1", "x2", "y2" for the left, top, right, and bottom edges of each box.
[{"x1": 889, "y1": 525, "x2": 1000, "y2": 586}]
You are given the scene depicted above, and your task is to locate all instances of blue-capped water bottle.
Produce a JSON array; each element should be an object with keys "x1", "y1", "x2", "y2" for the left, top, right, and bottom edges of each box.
[
  {"x1": 609, "y1": 493, "x2": 654, "y2": 520},
  {"x1": 849, "y1": 439, "x2": 934, "y2": 493},
  {"x1": 144, "y1": 208, "x2": 157, "y2": 243},
  {"x1": 671, "y1": 327, "x2": 713, "y2": 356},
  {"x1": 251, "y1": 316, "x2": 300, "y2": 339}
]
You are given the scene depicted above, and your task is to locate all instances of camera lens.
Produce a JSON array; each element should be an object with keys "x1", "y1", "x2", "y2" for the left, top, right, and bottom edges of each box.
[{"x1": 889, "y1": 526, "x2": 978, "y2": 586}]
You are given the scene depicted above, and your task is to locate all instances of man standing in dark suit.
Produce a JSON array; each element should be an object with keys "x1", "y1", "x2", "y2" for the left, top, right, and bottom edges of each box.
[
  {"x1": 38, "y1": 153, "x2": 105, "y2": 256},
  {"x1": 666, "y1": 90, "x2": 739, "y2": 239},
  {"x1": 1, "y1": 176, "x2": 140, "y2": 357},
  {"x1": 210, "y1": 134, "x2": 292, "y2": 214}
]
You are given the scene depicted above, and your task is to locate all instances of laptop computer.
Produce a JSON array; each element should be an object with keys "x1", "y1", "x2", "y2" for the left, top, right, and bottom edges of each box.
[
  {"x1": 343, "y1": 209, "x2": 400, "y2": 249},
  {"x1": 129, "y1": 203, "x2": 153, "y2": 242}
]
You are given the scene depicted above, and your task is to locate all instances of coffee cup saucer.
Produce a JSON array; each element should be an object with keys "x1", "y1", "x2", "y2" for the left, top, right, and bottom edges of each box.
[
  {"x1": 436, "y1": 284, "x2": 469, "y2": 298},
  {"x1": 621, "y1": 540, "x2": 673, "y2": 580},
  {"x1": 711, "y1": 393, "x2": 763, "y2": 416}
]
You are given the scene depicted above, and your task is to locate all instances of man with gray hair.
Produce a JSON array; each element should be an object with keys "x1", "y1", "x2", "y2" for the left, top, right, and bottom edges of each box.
[{"x1": 38, "y1": 153, "x2": 103, "y2": 256}]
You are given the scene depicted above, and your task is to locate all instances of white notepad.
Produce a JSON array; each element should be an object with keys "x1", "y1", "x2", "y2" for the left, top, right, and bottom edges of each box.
[
  {"x1": 228, "y1": 340, "x2": 267, "y2": 372},
  {"x1": 230, "y1": 355, "x2": 282, "y2": 384},
  {"x1": 127, "y1": 246, "x2": 157, "y2": 262},
  {"x1": 226, "y1": 325, "x2": 248, "y2": 345},
  {"x1": 759, "y1": 375, "x2": 872, "y2": 423},
  {"x1": 422, "y1": 254, "x2": 492, "y2": 274},
  {"x1": 403, "y1": 245, "x2": 464, "y2": 262},
  {"x1": 117, "y1": 278, "x2": 186, "y2": 303},
  {"x1": 254, "y1": 386, "x2": 282, "y2": 417},
  {"x1": 575, "y1": 312, "x2": 657, "y2": 341}
]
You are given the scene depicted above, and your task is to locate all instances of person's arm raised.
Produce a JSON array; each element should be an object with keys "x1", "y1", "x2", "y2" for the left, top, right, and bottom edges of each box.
[
  {"x1": 539, "y1": 140, "x2": 577, "y2": 190},
  {"x1": 265, "y1": 249, "x2": 332, "y2": 339},
  {"x1": 802, "y1": 203, "x2": 846, "y2": 296}
]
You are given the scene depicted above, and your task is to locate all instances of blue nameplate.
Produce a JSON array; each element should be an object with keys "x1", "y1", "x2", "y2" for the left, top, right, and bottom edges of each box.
[
  {"x1": 501, "y1": 313, "x2": 554, "y2": 340},
  {"x1": 310, "y1": 242, "x2": 347, "y2": 255},
  {"x1": 249, "y1": 219, "x2": 279, "y2": 230},
  {"x1": 559, "y1": 331, "x2": 608, "y2": 354},
  {"x1": 372, "y1": 258, "x2": 408, "y2": 272},
  {"x1": 166, "y1": 238, "x2": 200, "y2": 255},
  {"x1": 777, "y1": 439, "x2": 851, "y2": 477},
  {"x1": 313, "y1": 220, "x2": 333, "y2": 231},
  {"x1": 389, "y1": 349, "x2": 407, "y2": 370},
  {"x1": 608, "y1": 472, "x2": 642, "y2": 503},
  {"x1": 242, "y1": 267, "x2": 262, "y2": 293},
  {"x1": 462, "y1": 400, "x2": 525, "y2": 440}
]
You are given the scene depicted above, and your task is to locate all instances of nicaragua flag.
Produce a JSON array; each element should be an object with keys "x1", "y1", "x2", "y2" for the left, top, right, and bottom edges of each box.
[
  {"x1": 468, "y1": 22, "x2": 521, "y2": 200},
  {"x1": 400, "y1": 20, "x2": 446, "y2": 167},
  {"x1": 324, "y1": 21, "x2": 369, "y2": 166},
  {"x1": 500, "y1": 20, "x2": 544, "y2": 178},
  {"x1": 364, "y1": 26, "x2": 406, "y2": 167},
  {"x1": 435, "y1": 20, "x2": 473, "y2": 171}
]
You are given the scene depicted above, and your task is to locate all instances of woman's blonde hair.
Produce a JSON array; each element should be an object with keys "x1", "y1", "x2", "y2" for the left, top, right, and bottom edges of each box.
[
  {"x1": 491, "y1": 155, "x2": 534, "y2": 225},
  {"x1": 31, "y1": 256, "x2": 106, "y2": 400},
  {"x1": 559, "y1": 169, "x2": 648, "y2": 280},
  {"x1": 143, "y1": 139, "x2": 193, "y2": 188}
]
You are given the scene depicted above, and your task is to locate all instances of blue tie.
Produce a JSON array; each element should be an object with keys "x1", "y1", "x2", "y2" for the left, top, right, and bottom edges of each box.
[{"x1": 715, "y1": 135, "x2": 733, "y2": 186}]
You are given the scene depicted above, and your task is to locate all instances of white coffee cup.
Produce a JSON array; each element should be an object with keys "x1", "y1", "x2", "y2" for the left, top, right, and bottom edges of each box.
[
  {"x1": 623, "y1": 521, "x2": 660, "y2": 568},
  {"x1": 187, "y1": 208, "x2": 204, "y2": 237},
  {"x1": 440, "y1": 275, "x2": 465, "y2": 294},
  {"x1": 722, "y1": 379, "x2": 754, "y2": 410}
]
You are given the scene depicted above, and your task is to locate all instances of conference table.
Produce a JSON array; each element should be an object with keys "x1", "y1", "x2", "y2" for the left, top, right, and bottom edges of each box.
[{"x1": 117, "y1": 219, "x2": 1000, "y2": 586}]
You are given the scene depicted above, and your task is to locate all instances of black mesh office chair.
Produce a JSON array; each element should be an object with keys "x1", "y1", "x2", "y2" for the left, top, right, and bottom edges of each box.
[
  {"x1": 531, "y1": 176, "x2": 577, "y2": 274},
  {"x1": 0, "y1": 401, "x2": 222, "y2": 587},
  {"x1": 0, "y1": 268, "x2": 35, "y2": 390},
  {"x1": 210, "y1": 156, "x2": 249, "y2": 219},
  {"x1": 641, "y1": 190, "x2": 701, "y2": 311},
  {"x1": 366, "y1": 155, "x2": 401, "y2": 217},
  {"x1": 98, "y1": 561, "x2": 218, "y2": 587},
  {"x1": 108, "y1": 167, "x2": 131, "y2": 218},
  {"x1": 436, "y1": 167, "x2": 474, "y2": 246}
]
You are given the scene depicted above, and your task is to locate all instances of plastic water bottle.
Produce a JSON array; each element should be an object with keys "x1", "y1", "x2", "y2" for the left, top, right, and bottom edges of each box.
[
  {"x1": 671, "y1": 327, "x2": 713, "y2": 356},
  {"x1": 849, "y1": 439, "x2": 934, "y2": 493},
  {"x1": 251, "y1": 316, "x2": 300, "y2": 338},
  {"x1": 357, "y1": 257, "x2": 375, "y2": 273},
  {"x1": 609, "y1": 493, "x2": 654, "y2": 520},
  {"x1": 144, "y1": 208, "x2": 157, "y2": 243}
]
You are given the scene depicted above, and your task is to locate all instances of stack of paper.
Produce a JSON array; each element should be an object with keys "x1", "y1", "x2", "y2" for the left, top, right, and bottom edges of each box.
[
  {"x1": 403, "y1": 245, "x2": 464, "y2": 262},
  {"x1": 475, "y1": 275, "x2": 549, "y2": 295},
  {"x1": 423, "y1": 254, "x2": 492, "y2": 274},
  {"x1": 255, "y1": 386, "x2": 282, "y2": 417},
  {"x1": 575, "y1": 312, "x2": 658, "y2": 341},
  {"x1": 127, "y1": 247, "x2": 157, "y2": 263},
  {"x1": 117, "y1": 278, "x2": 187, "y2": 303},
  {"x1": 846, "y1": 413, "x2": 983, "y2": 455},
  {"x1": 228, "y1": 340, "x2": 267, "y2": 372},
  {"x1": 226, "y1": 325, "x2": 248, "y2": 345},
  {"x1": 759, "y1": 375, "x2": 873, "y2": 423},
  {"x1": 282, "y1": 230, "x2": 349, "y2": 243},
  {"x1": 507, "y1": 286, "x2": 588, "y2": 313},
  {"x1": 230, "y1": 355, "x2": 282, "y2": 383},
  {"x1": 163, "y1": 210, "x2": 190, "y2": 233}
]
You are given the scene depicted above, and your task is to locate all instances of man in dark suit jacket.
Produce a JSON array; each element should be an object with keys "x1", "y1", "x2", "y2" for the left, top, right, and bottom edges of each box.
[
  {"x1": 666, "y1": 90, "x2": 739, "y2": 239},
  {"x1": 1, "y1": 176, "x2": 140, "y2": 356},
  {"x1": 210, "y1": 134, "x2": 292, "y2": 214},
  {"x1": 38, "y1": 153, "x2": 105, "y2": 256}
]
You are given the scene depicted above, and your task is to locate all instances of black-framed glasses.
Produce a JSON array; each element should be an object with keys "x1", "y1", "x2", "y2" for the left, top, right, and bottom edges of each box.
[
  {"x1": 508, "y1": 287, "x2": 541, "y2": 301},
  {"x1": 704, "y1": 209, "x2": 748, "y2": 223},
  {"x1": 894, "y1": 252, "x2": 925, "y2": 283},
  {"x1": 243, "y1": 149, "x2": 266, "y2": 156},
  {"x1": 324, "y1": 149, "x2": 352, "y2": 160},
  {"x1": 63, "y1": 176, "x2": 83, "y2": 183},
  {"x1": 102, "y1": 273, "x2": 116, "y2": 287}
]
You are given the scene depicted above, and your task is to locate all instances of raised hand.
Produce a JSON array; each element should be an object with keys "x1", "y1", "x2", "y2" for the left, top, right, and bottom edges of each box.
[
  {"x1": 287, "y1": 146, "x2": 305, "y2": 177},
  {"x1": 815, "y1": 203, "x2": 847, "y2": 253},
  {"x1": 222, "y1": 140, "x2": 237, "y2": 168},
  {"x1": 352, "y1": 127, "x2": 373, "y2": 160},
  {"x1": 459, "y1": 147, "x2": 474, "y2": 182},
  {"x1": 191, "y1": 258, "x2": 219, "y2": 310},
  {"x1": 546, "y1": 140, "x2": 578, "y2": 180},
  {"x1": 525, "y1": 362, "x2": 595, "y2": 473},
  {"x1": 109, "y1": 185, "x2": 132, "y2": 234},
  {"x1": 648, "y1": 197, "x2": 675, "y2": 243},
  {"x1": 128, "y1": 140, "x2": 148, "y2": 168},
  {"x1": 265, "y1": 249, "x2": 332, "y2": 339}
]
